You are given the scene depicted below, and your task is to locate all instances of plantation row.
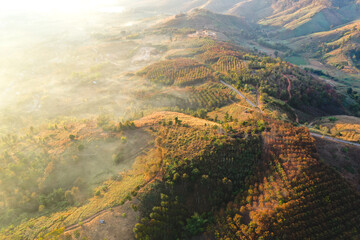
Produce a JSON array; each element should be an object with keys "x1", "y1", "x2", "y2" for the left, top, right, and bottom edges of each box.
[
  {"x1": 222, "y1": 59, "x2": 345, "y2": 116},
  {"x1": 212, "y1": 56, "x2": 248, "y2": 74},
  {"x1": 138, "y1": 58, "x2": 212, "y2": 86},
  {"x1": 315, "y1": 123, "x2": 360, "y2": 142},
  {"x1": 139, "y1": 40, "x2": 358, "y2": 117},
  {"x1": 185, "y1": 84, "x2": 236, "y2": 110},
  {"x1": 143, "y1": 83, "x2": 236, "y2": 118},
  {"x1": 196, "y1": 42, "x2": 248, "y2": 64},
  {"x1": 134, "y1": 119, "x2": 264, "y2": 240},
  {"x1": 195, "y1": 41, "x2": 348, "y2": 116},
  {"x1": 213, "y1": 121, "x2": 360, "y2": 239}
]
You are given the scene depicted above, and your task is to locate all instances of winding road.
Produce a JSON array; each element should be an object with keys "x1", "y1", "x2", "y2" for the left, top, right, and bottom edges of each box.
[
  {"x1": 220, "y1": 80, "x2": 264, "y2": 113},
  {"x1": 310, "y1": 132, "x2": 360, "y2": 147},
  {"x1": 219, "y1": 80, "x2": 360, "y2": 147}
]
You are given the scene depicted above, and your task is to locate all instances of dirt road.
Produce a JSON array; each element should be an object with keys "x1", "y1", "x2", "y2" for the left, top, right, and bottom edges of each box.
[
  {"x1": 310, "y1": 132, "x2": 360, "y2": 147},
  {"x1": 220, "y1": 80, "x2": 264, "y2": 113}
]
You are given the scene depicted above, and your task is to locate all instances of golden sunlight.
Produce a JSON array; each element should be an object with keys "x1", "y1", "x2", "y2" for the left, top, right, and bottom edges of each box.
[{"x1": 0, "y1": 0, "x2": 124, "y2": 13}]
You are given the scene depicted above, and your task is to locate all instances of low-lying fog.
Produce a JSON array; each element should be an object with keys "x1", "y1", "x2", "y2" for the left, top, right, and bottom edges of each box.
[{"x1": 0, "y1": 0, "x2": 170, "y2": 133}]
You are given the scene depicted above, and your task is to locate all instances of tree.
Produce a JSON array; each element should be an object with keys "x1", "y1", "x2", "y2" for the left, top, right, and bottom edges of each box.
[
  {"x1": 197, "y1": 109, "x2": 207, "y2": 119},
  {"x1": 274, "y1": 51, "x2": 279, "y2": 58},
  {"x1": 174, "y1": 117, "x2": 182, "y2": 125},
  {"x1": 113, "y1": 151, "x2": 124, "y2": 165},
  {"x1": 183, "y1": 212, "x2": 208, "y2": 236}
]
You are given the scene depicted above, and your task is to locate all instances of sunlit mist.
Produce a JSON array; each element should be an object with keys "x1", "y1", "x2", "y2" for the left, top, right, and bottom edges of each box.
[{"x1": 0, "y1": 0, "x2": 125, "y2": 13}]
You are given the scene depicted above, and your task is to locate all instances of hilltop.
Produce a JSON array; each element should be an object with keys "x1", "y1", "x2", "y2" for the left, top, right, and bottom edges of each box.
[{"x1": 154, "y1": 9, "x2": 254, "y2": 39}]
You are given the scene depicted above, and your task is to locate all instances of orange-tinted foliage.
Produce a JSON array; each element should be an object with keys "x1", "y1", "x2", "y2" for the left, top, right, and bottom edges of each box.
[
  {"x1": 138, "y1": 58, "x2": 212, "y2": 86},
  {"x1": 214, "y1": 121, "x2": 360, "y2": 239}
]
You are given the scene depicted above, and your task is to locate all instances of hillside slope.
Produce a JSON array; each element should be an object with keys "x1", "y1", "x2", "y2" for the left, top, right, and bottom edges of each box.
[
  {"x1": 155, "y1": 9, "x2": 254, "y2": 38},
  {"x1": 136, "y1": 0, "x2": 360, "y2": 37},
  {"x1": 2, "y1": 16, "x2": 360, "y2": 238},
  {"x1": 213, "y1": 121, "x2": 360, "y2": 239},
  {"x1": 258, "y1": 0, "x2": 360, "y2": 37},
  {"x1": 291, "y1": 20, "x2": 360, "y2": 72}
]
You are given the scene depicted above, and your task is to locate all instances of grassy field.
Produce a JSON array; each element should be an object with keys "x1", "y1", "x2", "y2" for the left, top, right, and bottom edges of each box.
[{"x1": 285, "y1": 56, "x2": 308, "y2": 65}]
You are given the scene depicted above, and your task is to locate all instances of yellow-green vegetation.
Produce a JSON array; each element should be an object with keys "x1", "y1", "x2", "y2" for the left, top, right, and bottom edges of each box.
[
  {"x1": 138, "y1": 58, "x2": 213, "y2": 86},
  {"x1": 0, "y1": 117, "x2": 154, "y2": 239},
  {"x1": 139, "y1": 40, "x2": 353, "y2": 121}
]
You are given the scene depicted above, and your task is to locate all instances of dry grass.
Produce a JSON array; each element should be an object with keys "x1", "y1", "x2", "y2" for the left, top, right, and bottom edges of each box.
[
  {"x1": 311, "y1": 115, "x2": 360, "y2": 142},
  {"x1": 208, "y1": 101, "x2": 255, "y2": 123},
  {"x1": 135, "y1": 111, "x2": 220, "y2": 128}
]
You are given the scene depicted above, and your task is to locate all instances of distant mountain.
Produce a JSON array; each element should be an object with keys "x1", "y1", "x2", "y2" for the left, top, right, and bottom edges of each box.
[
  {"x1": 257, "y1": 0, "x2": 360, "y2": 37},
  {"x1": 213, "y1": 0, "x2": 360, "y2": 38},
  {"x1": 135, "y1": 0, "x2": 360, "y2": 37}
]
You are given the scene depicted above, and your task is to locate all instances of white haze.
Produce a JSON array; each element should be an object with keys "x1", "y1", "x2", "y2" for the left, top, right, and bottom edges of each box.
[
  {"x1": 0, "y1": 0, "x2": 165, "y2": 133},
  {"x1": 0, "y1": 0, "x2": 126, "y2": 14}
]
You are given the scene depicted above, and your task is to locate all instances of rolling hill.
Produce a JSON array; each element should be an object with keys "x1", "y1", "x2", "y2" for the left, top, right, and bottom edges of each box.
[
  {"x1": 154, "y1": 9, "x2": 254, "y2": 39},
  {"x1": 257, "y1": 0, "x2": 360, "y2": 37},
  {"x1": 291, "y1": 19, "x2": 360, "y2": 72},
  {"x1": 135, "y1": 0, "x2": 360, "y2": 37},
  {"x1": 2, "y1": 4, "x2": 360, "y2": 239}
]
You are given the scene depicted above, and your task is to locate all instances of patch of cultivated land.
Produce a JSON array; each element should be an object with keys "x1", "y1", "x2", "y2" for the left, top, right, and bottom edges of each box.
[{"x1": 310, "y1": 115, "x2": 360, "y2": 143}]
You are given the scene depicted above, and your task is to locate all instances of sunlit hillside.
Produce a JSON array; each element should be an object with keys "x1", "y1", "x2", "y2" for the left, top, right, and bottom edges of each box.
[{"x1": 0, "y1": 1, "x2": 359, "y2": 239}]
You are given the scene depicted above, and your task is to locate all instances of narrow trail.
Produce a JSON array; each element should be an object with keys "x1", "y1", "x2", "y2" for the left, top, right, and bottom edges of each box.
[
  {"x1": 282, "y1": 74, "x2": 292, "y2": 102},
  {"x1": 281, "y1": 74, "x2": 300, "y2": 123},
  {"x1": 62, "y1": 146, "x2": 164, "y2": 234}
]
